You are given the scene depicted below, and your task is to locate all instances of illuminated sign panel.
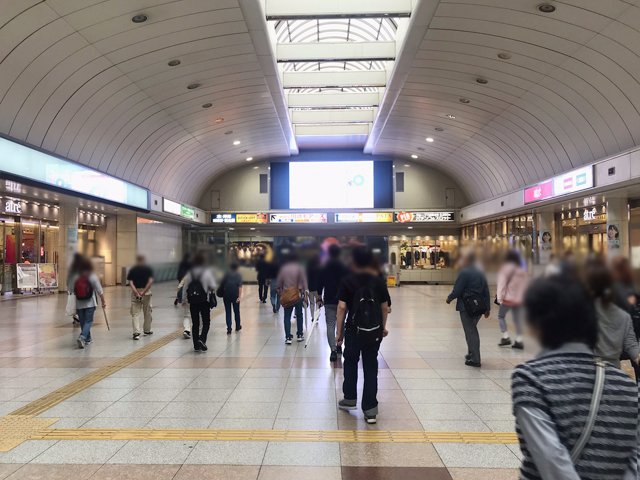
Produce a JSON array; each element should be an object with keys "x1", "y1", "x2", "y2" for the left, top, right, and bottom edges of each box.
[
  {"x1": 237, "y1": 214, "x2": 268, "y2": 224},
  {"x1": 553, "y1": 166, "x2": 593, "y2": 196},
  {"x1": 0, "y1": 136, "x2": 148, "y2": 210},
  {"x1": 181, "y1": 205, "x2": 195, "y2": 220},
  {"x1": 270, "y1": 213, "x2": 327, "y2": 223},
  {"x1": 211, "y1": 213, "x2": 236, "y2": 224},
  {"x1": 335, "y1": 212, "x2": 393, "y2": 223},
  {"x1": 4, "y1": 200, "x2": 21, "y2": 214},
  {"x1": 394, "y1": 212, "x2": 455, "y2": 222},
  {"x1": 524, "y1": 180, "x2": 553, "y2": 204},
  {"x1": 163, "y1": 198, "x2": 181, "y2": 216}
]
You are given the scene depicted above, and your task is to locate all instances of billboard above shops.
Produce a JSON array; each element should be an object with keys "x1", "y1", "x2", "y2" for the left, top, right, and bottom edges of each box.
[
  {"x1": 163, "y1": 198, "x2": 181, "y2": 216},
  {"x1": 236, "y1": 214, "x2": 268, "y2": 224},
  {"x1": 524, "y1": 166, "x2": 594, "y2": 204},
  {"x1": 394, "y1": 212, "x2": 455, "y2": 222},
  {"x1": 0, "y1": 135, "x2": 149, "y2": 210},
  {"x1": 335, "y1": 212, "x2": 393, "y2": 223},
  {"x1": 270, "y1": 213, "x2": 327, "y2": 223},
  {"x1": 212, "y1": 213, "x2": 236, "y2": 224}
]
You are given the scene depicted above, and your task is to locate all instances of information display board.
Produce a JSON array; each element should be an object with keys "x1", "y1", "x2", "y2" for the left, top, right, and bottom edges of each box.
[
  {"x1": 17, "y1": 263, "x2": 38, "y2": 289},
  {"x1": 270, "y1": 213, "x2": 327, "y2": 223},
  {"x1": 335, "y1": 212, "x2": 393, "y2": 223},
  {"x1": 37, "y1": 264, "x2": 58, "y2": 288},
  {"x1": 211, "y1": 213, "x2": 236, "y2": 224}
]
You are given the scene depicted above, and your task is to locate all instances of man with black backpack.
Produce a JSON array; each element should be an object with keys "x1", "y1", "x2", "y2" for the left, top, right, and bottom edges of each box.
[
  {"x1": 446, "y1": 251, "x2": 491, "y2": 368},
  {"x1": 181, "y1": 252, "x2": 216, "y2": 352},
  {"x1": 336, "y1": 247, "x2": 390, "y2": 425}
]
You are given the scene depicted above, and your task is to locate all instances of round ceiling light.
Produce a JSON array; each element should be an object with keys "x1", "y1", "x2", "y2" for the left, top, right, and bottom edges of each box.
[
  {"x1": 411, "y1": 155, "x2": 418, "y2": 159},
  {"x1": 202, "y1": 103, "x2": 212, "y2": 108},
  {"x1": 426, "y1": 137, "x2": 434, "y2": 143},
  {"x1": 497, "y1": 52, "x2": 512, "y2": 60},
  {"x1": 215, "y1": 118, "x2": 224, "y2": 123},
  {"x1": 435, "y1": 127, "x2": 444, "y2": 132},
  {"x1": 233, "y1": 140, "x2": 241, "y2": 145},
  {"x1": 187, "y1": 83, "x2": 200, "y2": 90},
  {"x1": 246, "y1": 157, "x2": 253, "y2": 162},
  {"x1": 538, "y1": 3, "x2": 556, "y2": 13},
  {"x1": 476, "y1": 77, "x2": 488, "y2": 85},
  {"x1": 168, "y1": 60, "x2": 181, "y2": 67},
  {"x1": 132, "y1": 14, "x2": 148, "y2": 23},
  {"x1": 446, "y1": 114, "x2": 456, "y2": 119},
  {"x1": 459, "y1": 98, "x2": 470, "y2": 104}
]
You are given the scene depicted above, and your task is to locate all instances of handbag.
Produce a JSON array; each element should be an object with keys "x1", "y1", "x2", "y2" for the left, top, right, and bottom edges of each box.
[
  {"x1": 280, "y1": 286, "x2": 301, "y2": 309},
  {"x1": 570, "y1": 359, "x2": 606, "y2": 463},
  {"x1": 208, "y1": 292, "x2": 217, "y2": 309},
  {"x1": 463, "y1": 294, "x2": 487, "y2": 316},
  {"x1": 65, "y1": 292, "x2": 76, "y2": 316},
  {"x1": 495, "y1": 266, "x2": 517, "y2": 306}
]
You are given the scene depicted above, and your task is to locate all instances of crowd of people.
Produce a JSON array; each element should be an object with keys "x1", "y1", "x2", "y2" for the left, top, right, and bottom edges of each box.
[{"x1": 66, "y1": 246, "x2": 640, "y2": 476}]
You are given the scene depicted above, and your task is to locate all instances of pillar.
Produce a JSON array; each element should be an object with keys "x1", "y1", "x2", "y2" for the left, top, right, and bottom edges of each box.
[
  {"x1": 116, "y1": 211, "x2": 137, "y2": 284},
  {"x1": 57, "y1": 199, "x2": 78, "y2": 292},
  {"x1": 606, "y1": 197, "x2": 629, "y2": 258}
]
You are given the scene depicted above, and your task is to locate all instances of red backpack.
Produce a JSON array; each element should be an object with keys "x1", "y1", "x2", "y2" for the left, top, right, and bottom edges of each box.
[{"x1": 74, "y1": 274, "x2": 94, "y2": 301}]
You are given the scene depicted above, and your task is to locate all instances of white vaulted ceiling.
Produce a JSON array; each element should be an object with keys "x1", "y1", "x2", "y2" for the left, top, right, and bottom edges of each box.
[
  {"x1": 0, "y1": 0, "x2": 292, "y2": 205},
  {"x1": 368, "y1": 0, "x2": 640, "y2": 203}
]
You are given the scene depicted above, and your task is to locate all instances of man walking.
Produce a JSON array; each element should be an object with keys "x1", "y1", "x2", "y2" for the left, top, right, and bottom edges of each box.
[
  {"x1": 181, "y1": 252, "x2": 216, "y2": 352},
  {"x1": 336, "y1": 247, "x2": 390, "y2": 424},
  {"x1": 446, "y1": 251, "x2": 491, "y2": 367},
  {"x1": 317, "y1": 244, "x2": 349, "y2": 362},
  {"x1": 255, "y1": 255, "x2": 268, "y2": 303},
  {"x1": 127, "y1": 255, "x2": 154, "y2": 340}
]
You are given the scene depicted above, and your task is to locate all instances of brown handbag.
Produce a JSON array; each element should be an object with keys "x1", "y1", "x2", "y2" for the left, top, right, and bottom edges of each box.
[{"x1": 280, "y1": 286, "x2": 301, "y2": 309}]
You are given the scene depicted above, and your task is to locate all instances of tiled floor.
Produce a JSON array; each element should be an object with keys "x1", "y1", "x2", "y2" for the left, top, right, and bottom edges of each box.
[{"x1": 0, "y1": 282, "x2": 528, "y2": 479}]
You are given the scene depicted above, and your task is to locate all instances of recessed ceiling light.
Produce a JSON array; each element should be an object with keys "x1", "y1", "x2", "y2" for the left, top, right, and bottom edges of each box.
[
  {"x1": 168, "y1": 60, "x2": 181, "y2": 67},
  {"x1": 411, "y1": 155, "x2": 418, "y2": 159},
  {"x1": 408, "y1": 226, "x2": 413, "y2": 229},
  {"x1": 435, "y1": 127, "x2": 444, "y2": 132},
  {"x1": 253, "y1": 166, "x2": 258, "y2": 169},
  {"x1": 246, "y1": 157, "x2": 253, "y2": 161},
  {"x1": 215, "y1": 118, "x2": 224, "y2": 123},
  {"x1": 460, "y1": 98, "x2": 470, "y2": 104},
  {"x1": 476, "y1": 78, "x2": 488, "y2": 85},
  {"x1": 250, "y1": 227, "x2": 256, "y2": 230},
  {"x1": 538, "y1": 3, "x2": 556, "y2": 13},
  {"x1": 426, "y1": 137, "x2": 434, "y2": 142},
  {"x1": 498, "y1": 52, "x2": 512, "y2": 60},
  {"x1": 233, "y1": 140, "x2": 241, "y2": 145},
  {"x1": 446, "y1": 114, "x2": 456, "y2": 119},
  {"x1": 132, "y1": 14, "x2": 148, "y2": 23},
  {"x1": 225, "y1": 131, "x2": 233, "y2": 135},
  {"x1": 187, "y1": 83, "x2": 200, "y2": 90},
  {"x1": 404, "y1": 164, "x2": 410, "y2": 167},
  {"x1": 202, "y1": 103, "x2": 212, "y2": 108}
]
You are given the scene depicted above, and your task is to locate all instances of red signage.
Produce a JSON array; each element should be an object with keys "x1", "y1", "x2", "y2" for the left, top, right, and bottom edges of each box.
[{"x1": 524, "y1": 180, "x2": 553, "y2": 204}]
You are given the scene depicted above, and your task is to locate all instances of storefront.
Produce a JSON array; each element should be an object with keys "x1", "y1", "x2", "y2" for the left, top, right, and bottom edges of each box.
[{"x1": 557, "y1": 204, "x2": 608, "y2": 260}]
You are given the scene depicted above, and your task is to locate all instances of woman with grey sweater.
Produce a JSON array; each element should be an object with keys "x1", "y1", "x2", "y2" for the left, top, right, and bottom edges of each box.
[{"x1": 586, "y1": 261, "x2": 640, "y2": 368}]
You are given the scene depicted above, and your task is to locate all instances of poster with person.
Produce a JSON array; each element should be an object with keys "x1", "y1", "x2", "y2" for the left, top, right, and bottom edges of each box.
[
  {"x1": 540, "y1": 231, "x2": 553, "y2": 252},
  {"x1": 607, "y1": 224, "x2": 620, "y2": 250}
]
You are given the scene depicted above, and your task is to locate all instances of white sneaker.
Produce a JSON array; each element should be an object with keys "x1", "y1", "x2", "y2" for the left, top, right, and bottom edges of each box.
[{"x1": 77, "y1": 337, "x2": 85, "y2": 349}]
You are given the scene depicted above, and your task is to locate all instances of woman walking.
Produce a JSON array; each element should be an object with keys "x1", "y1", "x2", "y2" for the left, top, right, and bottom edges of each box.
[
  {"x1": 221, "y1": 263, "x2": 243, "y2": 334},
  {"x1": 496, "y1": 250, "x2": 528, "y2": 349},
  {"x1": 512, "y1": 276, "x2": 638, "y2": 479}
]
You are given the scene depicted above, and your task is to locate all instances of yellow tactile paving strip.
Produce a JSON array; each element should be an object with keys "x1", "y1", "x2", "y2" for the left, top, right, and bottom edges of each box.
[{"x1": 29, "y1": 428, "x2": 519, "y2": 444}]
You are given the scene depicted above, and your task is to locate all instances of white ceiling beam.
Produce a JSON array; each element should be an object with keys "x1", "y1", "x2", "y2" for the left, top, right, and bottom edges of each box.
[
  {"x1": 286, "y1": 91, "x2": 384, "y2": 108},
  {"x1": 266, "y1": 0, "x2": 412, "y2": 19},
  {"x1": 294, "y1": 124, "x2": 372, "y2": 135},
  {"x1": 277, "y1": 42, "x2": 395, "y2": 62},
  {"x1": 291, "y1": 109, "x2": 375, "y2": 124},
  {"x1": 283, "y1": 70, "x2": 387, "y2": 89}
]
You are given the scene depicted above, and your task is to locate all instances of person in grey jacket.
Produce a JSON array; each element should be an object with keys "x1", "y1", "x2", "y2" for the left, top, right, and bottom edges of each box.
[
  {"x1": 446, "y1": 251, "x2": 491, "y2": 367},
  {"x1": 586, "y1": 261, "x2": 640, "y2": 368}
]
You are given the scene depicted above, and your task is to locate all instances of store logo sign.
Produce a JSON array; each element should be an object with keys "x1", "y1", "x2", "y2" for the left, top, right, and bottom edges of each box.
[
  {"x1": 4, "y1": 200, "x2": 21, "y2": 214},
  {"x1": 524, "y1": 181, "x2": 553, "y2": 204},
  {"x1": 394, "y1": 212, "x2": 455, "y2": 222},
  {"x1": 584, "y1": 208, "x2": 597, "y2": 221},
  {"x1": 553, "y1": 166, "x2": 593, "y2": 197}
]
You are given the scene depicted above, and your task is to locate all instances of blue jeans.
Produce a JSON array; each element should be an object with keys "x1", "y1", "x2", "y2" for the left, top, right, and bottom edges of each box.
[
  {"x1": 223, "y1": 298, "x2": 241, "y2": 331},
  {"x1": 284, "y1": 299, "x2": 303, "y2": 338},
  {"x1": 77, "y1": 307, "x2": 96, "y2": 342},
  {"x1": 270, "y1": 279, "x2": 280, "y2": 311}
]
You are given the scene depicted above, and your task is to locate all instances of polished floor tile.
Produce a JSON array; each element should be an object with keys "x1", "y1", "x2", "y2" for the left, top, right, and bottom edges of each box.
[
  {"x1": 90, "y1": 464, "x2": 181, "y2": 480},
  {"x1": 341, "y1": 466, "x2": 453, "y2": 480},
  {"x1": 340, "y1": 443, "x2": 444, "y2": 468}
]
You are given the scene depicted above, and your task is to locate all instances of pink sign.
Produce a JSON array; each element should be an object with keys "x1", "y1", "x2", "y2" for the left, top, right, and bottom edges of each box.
[{"x1": 524, "y1": 180, "x2": 553, "y2": 204}]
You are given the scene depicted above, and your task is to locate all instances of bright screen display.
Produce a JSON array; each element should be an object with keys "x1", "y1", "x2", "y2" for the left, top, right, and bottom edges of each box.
[{"x1": 289, "y1": 161, "x2": 374, "y2": 209}]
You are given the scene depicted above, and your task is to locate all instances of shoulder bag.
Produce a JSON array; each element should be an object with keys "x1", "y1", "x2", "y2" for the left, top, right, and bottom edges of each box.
[{"x1": 570, "y1": 359, "x2": 606, "y2": 463}]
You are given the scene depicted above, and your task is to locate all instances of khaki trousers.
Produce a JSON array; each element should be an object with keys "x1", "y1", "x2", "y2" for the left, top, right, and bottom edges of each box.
[{"x1": 131, "y1": 291, "x2": 153, "y2": 335}]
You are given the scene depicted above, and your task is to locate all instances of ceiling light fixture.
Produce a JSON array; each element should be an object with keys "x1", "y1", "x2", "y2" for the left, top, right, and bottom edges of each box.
[
  {"x1": 476, "y1": 78, "x2": 488, "y2": 84},
  {"x1": 498, "y1": 52, "x2": 512, "y2": 60},
  {"x1": 214, "y1": 118, "x2": 224, "y2": 123},
  {"x1": 404, "y1": 164, "x2": 410, "y2": 167},
  {"x1": 168, "y1": 60, "x2": 181, "y2": 67},
  {"x1": 435, "y1": 127, "x2": 444, "y2": 132},
  {"x1": 426, "y1": 137, "x2": 434, "y2": 142},
  {"x1": 202, "y1": 103, "x2": 212, "y2": 108},
  {"x1": 246, "y1": 157, "x2": 253, "y2": 161},
  {"x1": 225, "y1": 131, "x2": 233, "y2": 135},
  {"x1": 240, "y1": 150, "x2": 248, "y2": 154},
  {"x1": 446, "y1": 114, "x2": 456, "y2": 119},
  {"x1": 233, "y1": 140, "x2": 241, "y2": 145},
  {"x1": 411, "y1": 155, "x2": 418, "y2": 159},
  {"x1": 408, "y1": 226, "x2": 413, "y2": 230},
  {"x1": 187, "y1": 83, "x2": 200, "y2": 90},
  {"x1": 538, "y1": 3, "x2": 556, "y2": 13},
  {"x1": 253, "y1": 166, "x2": 258, "y2": 170},
  {"x1": 132, "y1": 14, "x2": 148, "y2": 23},
  {"x1": 417, "y1": 147, "x2": 425, "y2": 151},
  {"x1": 460, "y1": 98, "x2": 470, "y2": 104}
]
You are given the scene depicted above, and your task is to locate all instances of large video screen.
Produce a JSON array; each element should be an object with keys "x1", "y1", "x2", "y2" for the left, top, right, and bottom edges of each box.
[{"x1": 289, "y1": 161, "x2": 374, "y2": 209}]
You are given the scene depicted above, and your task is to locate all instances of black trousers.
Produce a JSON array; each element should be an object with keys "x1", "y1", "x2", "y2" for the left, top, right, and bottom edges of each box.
[
  {"x1": 342, "y1": 333, "x2": 381, "y2": 415},
  {"x1": 189, "y1": 302, "x2": 210, "y2": 348},
  {"x1": 258, "y1": 278, "x2": 268, "y2": 301}
]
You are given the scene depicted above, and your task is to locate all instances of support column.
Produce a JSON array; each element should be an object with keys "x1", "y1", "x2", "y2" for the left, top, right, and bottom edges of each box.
[
  {"x1": 606, "y1": 197, "x2": 629, "y2": 258},
  {"x1": 116, "y1": 211, "x2": 137, "y2": 284},
  {"x1": 537, "y1": 210, "x2": 556, "y2": 265},
  {"x1": 57, "y1": 200, "x2": 78, "y2": 293}
]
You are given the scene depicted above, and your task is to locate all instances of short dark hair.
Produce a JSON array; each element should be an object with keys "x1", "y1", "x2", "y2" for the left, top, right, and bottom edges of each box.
[
  {"x1": 230, "y1": 262, "x2": 239, "y2": 272},
  {"x1": 505, "y1": 250, "x2": 521, "y2": 266},
  {"x1": 192, "y1": 252, "x2": 206, "y2": 266},
  {"x1": 352, "y1": 247, "x2": 374, "y2": 269},
  {"x1": 524, "y1": 276, "x2": 598, "y2": 350},
  {"x1": 585, "y1": 260, "x2": 614, "y2": 305},
  {"x1": 328, "y1": 244, "x2": 341, "y2": 259}
]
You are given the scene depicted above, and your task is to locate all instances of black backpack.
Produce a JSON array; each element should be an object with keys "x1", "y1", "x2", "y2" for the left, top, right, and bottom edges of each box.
[
  {"x1": 351, "y1": 279, "x2": 383, "y2": 345},
  {"x1": 463, "y1": 293, "x2": 487, "y2": 317},
  {"x1": 187, "y1": 272, "x2": 208, "y2": 305}
]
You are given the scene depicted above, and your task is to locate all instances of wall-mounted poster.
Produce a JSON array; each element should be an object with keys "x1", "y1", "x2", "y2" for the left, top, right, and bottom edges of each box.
[
  {"x1": 607, "y1": 224, "x2": 620, "y2": 250},
  {"x1": 17, "y1": 263, "x2": 38, "y2": 289},
  {"x1": 540, "y1": 231, "x2": 553, "y2": 252},
  {"x1": 38, "y1": 264, "x2": 58, "y2": 288}
]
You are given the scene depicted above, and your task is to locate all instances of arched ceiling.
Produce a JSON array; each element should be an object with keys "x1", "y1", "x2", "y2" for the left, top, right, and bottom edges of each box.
[
  {"x1": 369, "y1": 0, "x2": 640, "y2": 204},
  {"x1": 0, "y1": 0, "x2": 292, "y2": 205},
  {"x1": 2, "y1": 0, "x2": 640, "y2": 208}
]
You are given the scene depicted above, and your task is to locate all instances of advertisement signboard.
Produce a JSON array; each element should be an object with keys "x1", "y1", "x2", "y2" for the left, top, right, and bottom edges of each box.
[
  {"x1": 394, "y1": 212, "x2": 455, "y2": 223},
  {"x1": 37, "y1": 264, "x2": 58, "y2": 288},
  {"x1": 335, "y1": 212, "x2": 393, "y2": 223},
  {"x1": 163, "y1": 198, "x2": 181, "y2": 216},
  {"x1": 211, "y1": 213, "x2": 236, "y2": 224},
  {"x1": 270, "y1": 213, "x2": 327, "y2": 223},
  {"x1": 524, "y1": 180, "x2": 553, "y2": 204},
  {"x1": 236, "y1": 214, "x2": 269, "y2": 224},
  {"x1": 552, "y1": 166, "x2": 593, "y2": 197},
  {"x1": 17, "y1": 263, "x2": 38, "y2": 289}
]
